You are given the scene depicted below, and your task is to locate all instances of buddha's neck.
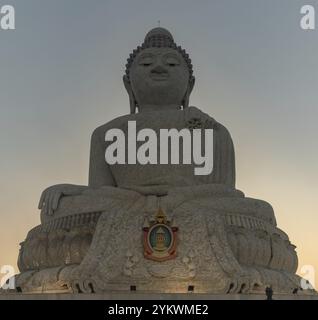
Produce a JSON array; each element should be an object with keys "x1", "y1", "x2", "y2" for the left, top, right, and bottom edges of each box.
[{"x1": 138, "y1": 104, "x2": 181, "y2": 113}]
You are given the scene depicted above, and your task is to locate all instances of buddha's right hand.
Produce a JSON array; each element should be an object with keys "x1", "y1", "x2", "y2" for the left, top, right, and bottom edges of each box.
[{"x1": 38, "y1": 184, "x2": 88, "y2": 216}]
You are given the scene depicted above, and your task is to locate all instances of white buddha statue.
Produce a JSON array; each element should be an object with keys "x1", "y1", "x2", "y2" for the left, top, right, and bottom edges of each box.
[{"x1": 16, "y1": 28, "x2": 308, "y2": 295}]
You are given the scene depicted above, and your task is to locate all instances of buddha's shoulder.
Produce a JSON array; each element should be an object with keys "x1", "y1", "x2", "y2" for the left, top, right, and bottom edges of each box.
[
  {"x1": 186, "y1": 106, "x2": 230, "y2": 130},
  {"x1": 91, "y1": 114, "x2": 136, "y2": 137},
  {"x1": 90, "y1": 109, "x2": 232, "y2": 138}
]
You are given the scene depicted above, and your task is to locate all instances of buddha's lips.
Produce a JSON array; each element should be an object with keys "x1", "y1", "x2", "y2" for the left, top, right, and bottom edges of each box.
[{"x1": 150, "y1": 73, "x2": 169, "y2": 81}]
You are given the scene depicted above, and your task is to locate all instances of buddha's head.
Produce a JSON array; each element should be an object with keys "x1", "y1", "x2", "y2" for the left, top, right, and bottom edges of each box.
[{"x1": 124, "y1": 28, "x2": 195, "y2": 113}]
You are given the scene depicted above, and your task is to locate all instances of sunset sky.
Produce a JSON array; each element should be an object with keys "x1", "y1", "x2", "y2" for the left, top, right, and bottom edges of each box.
[{"x1": 0, "y1": 0, "x2": 317, "y2": 289}]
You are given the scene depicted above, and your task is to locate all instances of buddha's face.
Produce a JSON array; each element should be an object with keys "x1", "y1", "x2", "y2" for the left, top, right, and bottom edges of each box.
[{"x1": 129, "y1": 48, "x2": 190, "y2": 109}]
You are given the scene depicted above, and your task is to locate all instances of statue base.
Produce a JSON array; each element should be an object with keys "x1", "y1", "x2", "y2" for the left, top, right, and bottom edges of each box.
[
  {"x1": 1, "y1": 292, "x2": 317, "y2": 300},
  {"x1": 16, "y1": 185, "x2": 313, "y2": 295}
]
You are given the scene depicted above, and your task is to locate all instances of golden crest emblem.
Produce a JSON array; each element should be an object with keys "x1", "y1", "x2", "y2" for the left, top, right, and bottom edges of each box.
[{"x1": 143, "y1": 208, "x2": 178, "y2": 262}]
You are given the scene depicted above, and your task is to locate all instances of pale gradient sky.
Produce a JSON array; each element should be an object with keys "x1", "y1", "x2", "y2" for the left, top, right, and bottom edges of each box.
[{"x1": 0, "y1": 0, "x2": 317, "y2": 288}]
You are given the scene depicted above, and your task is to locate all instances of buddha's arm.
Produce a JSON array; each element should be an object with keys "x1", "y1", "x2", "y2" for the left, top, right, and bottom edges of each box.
[
  {"x1": 184, "y1": 106, "x2": 235, "y2": 187},
  {"x1": 212, "y1": 122, "x2": 236, "y2": 187},
  {"x1": 88, "y1": 127, "x2": 116, "y2": 187},
  {"x1": 38, "y1": 128, "x2": 116, "y2": 216}
]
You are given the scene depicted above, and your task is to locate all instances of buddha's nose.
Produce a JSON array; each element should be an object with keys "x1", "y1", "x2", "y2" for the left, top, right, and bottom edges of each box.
[{"x1": 151, "y1": 65, "x2": 168, "y2": 74}]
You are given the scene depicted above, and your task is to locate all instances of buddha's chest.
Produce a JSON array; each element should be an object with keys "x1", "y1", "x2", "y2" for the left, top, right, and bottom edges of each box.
[
  {"x1": 103, "y1": 111, "x2": 215, "y2": 185},
  {"x1": 119, "y1": 111, "x2": 188, "y2": 133}
]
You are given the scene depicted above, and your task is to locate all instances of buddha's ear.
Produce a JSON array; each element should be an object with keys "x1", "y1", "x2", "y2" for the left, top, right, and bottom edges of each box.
[
  {"x1": 182, "y1": 76, "x2": 195, "y2": 109},
  {"x1": 123, "y1": 75, "x2": 137, "y2": 114},
  {"x1": 188, "y1": 76, "x2": 195, "y2": 95}
]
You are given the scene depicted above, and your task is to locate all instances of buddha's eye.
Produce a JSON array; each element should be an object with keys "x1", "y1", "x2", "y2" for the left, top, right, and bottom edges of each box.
[
  {"x1": 139, "y1": 57, "x2": 153, "y2": 67},
  {"x1": 165, "y1": 58, "x2": 180, "y2": 67}
]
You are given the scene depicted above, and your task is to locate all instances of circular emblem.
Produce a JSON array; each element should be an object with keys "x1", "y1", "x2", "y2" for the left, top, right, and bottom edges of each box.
[
  {"x1": 143, "y1": 208, "x2": 178, "y2": 262},
  {"x1": 148, "y1": 224, "x2": 173, "y2": 253}
]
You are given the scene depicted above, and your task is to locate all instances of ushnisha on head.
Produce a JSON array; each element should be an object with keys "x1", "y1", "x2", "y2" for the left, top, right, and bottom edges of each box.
[{"x1": 123, "y1": 27, "x2": 195, "y2": 114}]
